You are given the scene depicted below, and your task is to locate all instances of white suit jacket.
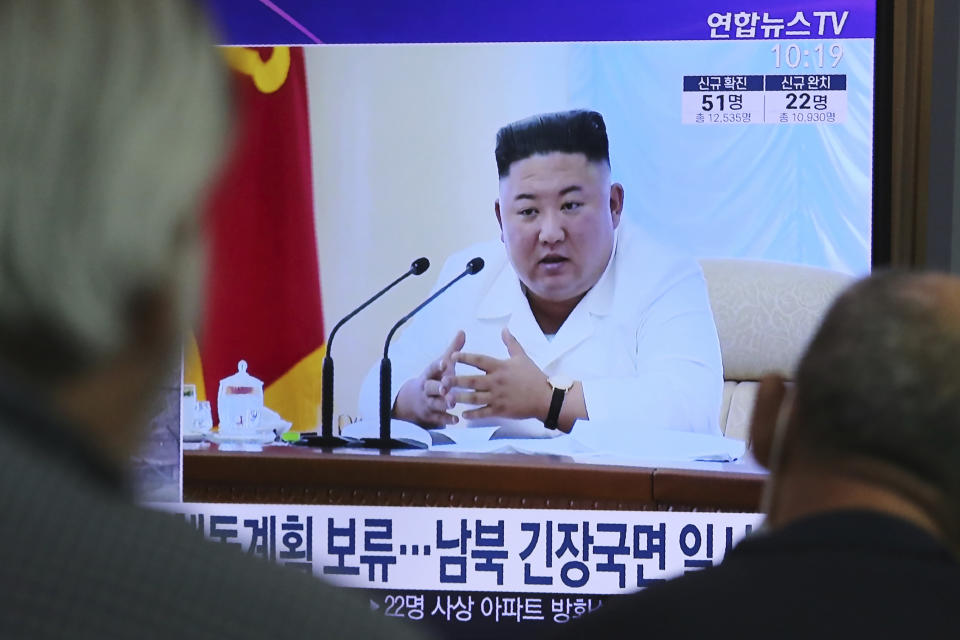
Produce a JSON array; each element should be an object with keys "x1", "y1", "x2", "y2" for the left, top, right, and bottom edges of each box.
[{"x1": 358, "y1": 220, "x2": 723, "y2": 445}]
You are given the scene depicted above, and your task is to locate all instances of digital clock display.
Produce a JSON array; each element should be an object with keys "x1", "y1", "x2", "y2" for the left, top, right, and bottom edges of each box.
[{"x1": 772, "y1": 43, "x2": 844, "y2": 68}]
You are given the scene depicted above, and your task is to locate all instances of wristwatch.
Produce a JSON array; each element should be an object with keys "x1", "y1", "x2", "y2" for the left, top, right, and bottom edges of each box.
[{"x1": 544, "y1": 375, "x2": 574, "y2": 430}]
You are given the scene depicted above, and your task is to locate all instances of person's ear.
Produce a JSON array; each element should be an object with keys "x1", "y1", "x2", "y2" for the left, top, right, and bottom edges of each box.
[
  {"x1": 495, "y1": 199, "x2": 504, "y2": 242},
  {"x1": 609, "y1": 183, "x2": 624, "y2": 228},
  {"x1": 749, "y1": 373, "x2": 789, "y2": 469}
]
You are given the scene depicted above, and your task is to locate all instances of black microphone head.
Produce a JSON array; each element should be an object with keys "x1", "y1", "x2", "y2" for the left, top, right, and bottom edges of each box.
[
  {"x1": 466, "y1": 257, "x2": 485, "y2": 275},
  {"x1": 411, "y1": 257, "x2": 430, "y2": 275}
]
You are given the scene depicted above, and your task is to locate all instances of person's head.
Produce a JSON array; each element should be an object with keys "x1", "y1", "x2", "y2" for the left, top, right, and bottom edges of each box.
[
  {"x1": 0, "y1": 0, "x2": 230, "y2": 455},
  {"x1": 494, "y1": 110, "x2": 624, "y2": 316},
  {"x1": 750, "y1": 271, "x2": 960, "y2": 550}
]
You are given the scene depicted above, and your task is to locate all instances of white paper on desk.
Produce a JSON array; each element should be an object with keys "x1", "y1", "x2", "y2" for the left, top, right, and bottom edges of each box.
[
  {"x1": 432, "y1": 426, "x2": 500, "y2": 449},
  {"x1": 433, "y1": 422, "x2": 743, "y2": 460},
  {"x1": 341, "y1": 419, "x2": 432, "y2": 447},
  {"x1": 423, "y1": 426, "x2": 577, "y2": 454},
  {"x1": 342, "y1": 419, "x2": 745, "y2": 462},
  {"x1": 431, "y1": 428, "x2": 742, "y2": 462},
  {"x1": 341, "y1": 421, "x2": 506, "y2": 449},
  {"x1": 569, "y1": 427, "x2": 746, "y2": 463}
]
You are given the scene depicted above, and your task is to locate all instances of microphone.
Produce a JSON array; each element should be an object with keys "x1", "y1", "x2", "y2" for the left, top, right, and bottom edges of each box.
[
  {"x1": 362, "y1": 257, "x2": 485, "y2": 450},
  {"x1": 297, "y1": 257, "x2": 430, "y2": 448}
]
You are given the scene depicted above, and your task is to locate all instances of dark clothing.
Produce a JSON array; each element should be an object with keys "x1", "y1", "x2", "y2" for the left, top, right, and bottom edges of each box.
[
  {"x1": 0, "y1": 376, "x2": 424, "y2": 639},
  {"x1": 552, "y1": 510, "x2": 960, "y2": 638}
]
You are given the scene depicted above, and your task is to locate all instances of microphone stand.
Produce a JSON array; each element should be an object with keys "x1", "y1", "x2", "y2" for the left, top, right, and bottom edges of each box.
[
  {"x1": 297, "y1": 258, "x2": 429, "y2": 448},
  {"x1": 361, "y1": 258, "x2": 484, "y2": 450}
]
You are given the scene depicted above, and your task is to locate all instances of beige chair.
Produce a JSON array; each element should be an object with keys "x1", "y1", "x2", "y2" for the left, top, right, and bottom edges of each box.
[{"x1": 699, "y1": 259, "x2": 855, "y2": 442}]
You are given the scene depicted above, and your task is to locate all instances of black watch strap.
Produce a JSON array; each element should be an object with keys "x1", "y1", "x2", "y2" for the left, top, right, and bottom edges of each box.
[{"x1": 545, "y1": 387, "x2": 565, "y2": 430}]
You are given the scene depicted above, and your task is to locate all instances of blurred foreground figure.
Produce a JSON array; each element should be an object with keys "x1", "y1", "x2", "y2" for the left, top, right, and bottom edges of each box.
[
  {"x1": 552, "y1": 271, "x2": 960, "y2": 638},
  {"x1": 0, "y1": 2, "x2": 421, "y2": 638}
]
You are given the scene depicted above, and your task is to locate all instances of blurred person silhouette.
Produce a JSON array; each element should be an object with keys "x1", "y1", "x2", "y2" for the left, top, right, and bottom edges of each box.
[
  {"x1": 551, "y1": 271, "x2": 960, "y2": 638},
  {"x1": 0, "y1": 2, "x2": 423, "y2": 638}
]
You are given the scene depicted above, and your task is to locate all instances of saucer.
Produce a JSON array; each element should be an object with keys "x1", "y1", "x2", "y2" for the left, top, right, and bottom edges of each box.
[{"x1": 205, "y1": 429, "x2": 277, "y2": 445}]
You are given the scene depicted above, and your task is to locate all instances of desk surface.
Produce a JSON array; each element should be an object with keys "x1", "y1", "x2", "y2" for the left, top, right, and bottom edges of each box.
[{"x1": 184, "y1": 443, "x2": 766, "y2": 512}]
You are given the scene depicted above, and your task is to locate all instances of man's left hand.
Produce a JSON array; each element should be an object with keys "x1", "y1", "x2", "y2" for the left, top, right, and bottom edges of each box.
[{"x1": 443, "y1": 328, "x2": 551, "y2": 420}]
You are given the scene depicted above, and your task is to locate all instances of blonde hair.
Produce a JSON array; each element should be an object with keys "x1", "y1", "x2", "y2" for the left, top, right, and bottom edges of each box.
[{"x1": 0, "y1": 0, "x2": 230, "y2": 377}]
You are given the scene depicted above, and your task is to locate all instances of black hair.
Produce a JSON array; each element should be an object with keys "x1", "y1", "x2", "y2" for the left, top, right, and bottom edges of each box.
[{"x1": 495, "y1": 110, "x2": 610, "y2": 178}]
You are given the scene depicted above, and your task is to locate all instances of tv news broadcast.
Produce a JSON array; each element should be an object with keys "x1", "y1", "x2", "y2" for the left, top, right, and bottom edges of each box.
[{"x1": 140, "y1": 1, "x2": 883, "y2": 637}]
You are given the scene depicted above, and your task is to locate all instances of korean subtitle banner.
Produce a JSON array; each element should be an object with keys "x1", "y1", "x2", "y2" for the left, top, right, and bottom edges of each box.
[
  {"x1": 368, "y1": 589, "x2": 606, "y2": 627},
  {"x1": 161, "y1": 503, "x2": 763, "y2": 594}
]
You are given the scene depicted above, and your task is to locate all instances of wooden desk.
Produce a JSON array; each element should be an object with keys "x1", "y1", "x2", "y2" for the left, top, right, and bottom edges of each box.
[{"x1": 184, "y1": 444, "x2": 765, "y2": 512}]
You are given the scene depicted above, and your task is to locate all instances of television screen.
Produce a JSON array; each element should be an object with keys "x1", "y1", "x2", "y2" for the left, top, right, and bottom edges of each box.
[{"x1": 157, "y1": 1, "x2": 882, "y2": 637}]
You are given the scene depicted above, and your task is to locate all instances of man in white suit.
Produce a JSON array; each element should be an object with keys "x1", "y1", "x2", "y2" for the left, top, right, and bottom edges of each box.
[{"x1": 361, "y1": 110, "x2": 722, "y2": 443}]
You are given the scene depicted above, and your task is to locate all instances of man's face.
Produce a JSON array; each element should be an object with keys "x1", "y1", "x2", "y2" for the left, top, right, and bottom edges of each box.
[{"x1": 496, "y1": 152, "x2": 623, "y2": 307}]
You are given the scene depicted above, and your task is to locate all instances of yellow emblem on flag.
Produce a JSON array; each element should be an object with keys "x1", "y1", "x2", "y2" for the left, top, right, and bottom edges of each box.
[
  {"x1": 264, "y1": 344, "x2": 326, "y2": 432},
  {"x1": 184, "y1": 333, "x2": 207, "y2": 402},
  {"x1": 223, "y1": 46, "x2": 291, "y2": 94}
]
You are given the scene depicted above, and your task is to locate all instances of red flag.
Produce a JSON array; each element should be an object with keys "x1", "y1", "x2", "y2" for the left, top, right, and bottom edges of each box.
[{"x1": 186, "y1": 46, "x2": 323, "y2": 432}]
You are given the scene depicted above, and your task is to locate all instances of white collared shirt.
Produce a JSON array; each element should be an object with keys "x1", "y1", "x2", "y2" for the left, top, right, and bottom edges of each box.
[{"x1": 358, "y1": 219, "x2": 723, "y2": 446}]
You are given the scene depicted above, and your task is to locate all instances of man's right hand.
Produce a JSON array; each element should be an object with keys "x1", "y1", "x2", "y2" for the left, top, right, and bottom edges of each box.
[{"x1": 392, "y1": 331, "x2": 466, "y2": 428}]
